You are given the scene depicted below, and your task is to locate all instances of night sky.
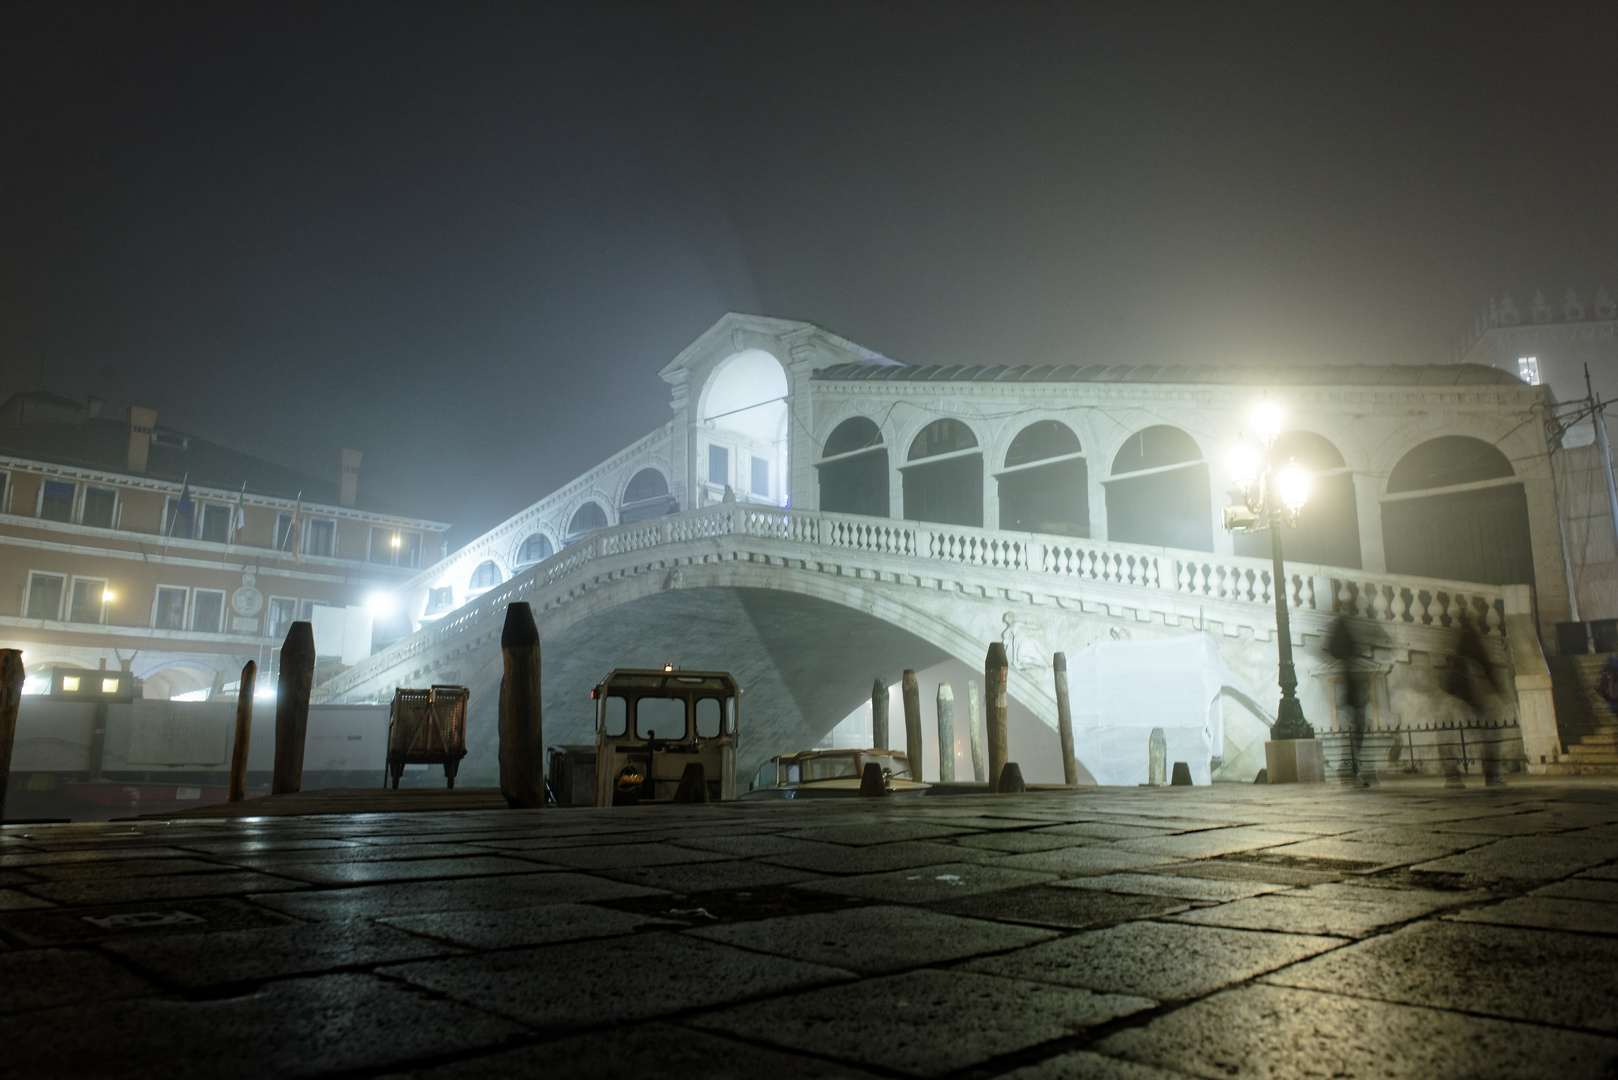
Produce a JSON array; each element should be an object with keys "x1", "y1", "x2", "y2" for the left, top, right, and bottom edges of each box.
[{"x1": 4, "y1": 2, "x2": 1615, "y2": 544}]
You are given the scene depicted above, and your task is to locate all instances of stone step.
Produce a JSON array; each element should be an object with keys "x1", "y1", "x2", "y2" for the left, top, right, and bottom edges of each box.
[{"x1": 1539, "y1": 761, "x2": 1618, "y2": 775}]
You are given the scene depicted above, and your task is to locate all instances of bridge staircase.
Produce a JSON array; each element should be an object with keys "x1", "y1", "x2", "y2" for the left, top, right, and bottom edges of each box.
[{"x1": 1547, "y1": 652, "x2": 1618, "y2": 773}]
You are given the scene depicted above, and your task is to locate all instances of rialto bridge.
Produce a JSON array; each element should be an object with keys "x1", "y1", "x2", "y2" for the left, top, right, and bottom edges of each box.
[{"x1": 318, "y1": 313, "x2": 1567, "y2": 785}]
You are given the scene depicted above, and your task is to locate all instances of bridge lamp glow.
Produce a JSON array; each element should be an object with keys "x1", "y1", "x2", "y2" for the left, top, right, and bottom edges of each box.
[
  {"x1": 102, "y1": 588, "x2": 114, "y2": 603},
  {"x1": 1277, "y1": 460, "x2": 1311, "y2": 515},
  {"x1": 367, "y1": 592, "x2": 397, "y2": 616},
  {"x1": 390, "y1": 533, "x2": 401, "y2": 549},
  {"x1": 1250, "y1": 397, "x2": 1284, "y2": 447},
  {"x1": 1226, "y1": 435, "x2": 1261, "y2": 492}
]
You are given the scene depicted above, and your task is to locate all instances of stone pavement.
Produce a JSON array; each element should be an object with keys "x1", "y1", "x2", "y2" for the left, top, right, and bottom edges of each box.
[{"x1": 2, "y1": 779, "x2": 1617, "y2": 1079}]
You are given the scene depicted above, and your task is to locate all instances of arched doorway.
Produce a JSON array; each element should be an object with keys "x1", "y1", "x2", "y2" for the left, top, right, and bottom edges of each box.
[
  {"x1": 998, "y1": 420, "x2": 1088, "y2": 536},
  {"x1": 564, "y1": 502, "x2": 609, "y2": 546},
  {"x1": 699, "y1": 350, "x2": 789, "y2": 505},
  {"x1": 1234, "y1": 431, "x2": 1361, "y2": 568},
  {"x1": 1105, "y1": 425, "x2": 1212, "y2": 550},
  {"x1": 817, "y1": 416, "x2": 889, "y2": 517},
  {"x1": 1382, "y1": 436, "x2": 1533, "y2": 586},
  {"x1": 902, "y1": 419, "x2": 982, "y2": 527},
  {"x1": 619, "y1": 469, "x2": 675, "y2": 524}
]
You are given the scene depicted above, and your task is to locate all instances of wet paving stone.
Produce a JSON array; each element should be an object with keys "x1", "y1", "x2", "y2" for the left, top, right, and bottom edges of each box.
[
  {"x1": 1165, "y1": 881, "x2": 1489, "y2": 938},
  {"x1": 0, "y1": 947, "x2": 155, "y2": 1013},
  {"x1": 928, "y1": 882, "x2": 1192, "y2": 930},
  {"x1": 1095, "y1": 983, "x2": 1618, "y2": 1080},
  {"x1": 595, "y1": 857, "x2": 825, "y2": 894},
  {"x1": 264, "y1": 854, "x2": 547, "y2": 885},
  {"x1": 695, "y1": 967, "x2": 1152, "y2": 1077},
  {"x1": 1267, "y1": 920, "x2": 1618, "y2": 1032},
  {"x1": 964, "y1": 919, "x2": 1344, "y2": 1001},
  {"x1": 1412, "y1": 835, "x2": 1618, "y2": 881},
  {"x1": 379, "y1": 1021, "x2": 883, "y2": 1079},
  {"x1": 1445, "y1": 895, "x2": 1618, "y2": 935},
  {"x1": 761, "y1": 839, "x2": 1006, "y2": 874},
  {"x1": 385, "y1": 930, "x2": 853, "y2": 1030},
  {"x1": 1052, "y1": 872, "x2": 1288, "y2": 902},
  {"x1": 104, "y1": 916, "x2": 466, "y2": 988},
  {"x1": 250, "y1": 871, "x2": 665, "y2": 920},
  {"x1": 0, "y1": 896, "x2": 293, "y2": 945},
  {"x1": 998, "y1": 1049, "x2": 1196, "y2": 1080},
  {"x1": 381, "y1": 900, "x2": 681, "y2": 949},
  {"x1": 689, "y1": 904, "x2": 1056, "y2": 974},
  {"x1": 798, "y1": 861, "x2": 1057, "y2": 903},
  {"x1": 0, "y1": 972, "x2": 526, "y2": 1080},
  {"x1": 23, "y1": 869, "x2": 307, "y2": 905}
]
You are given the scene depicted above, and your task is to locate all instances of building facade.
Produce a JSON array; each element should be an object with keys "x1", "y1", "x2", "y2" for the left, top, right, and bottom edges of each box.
[{"x1": 0, "y1": 392, "x2": 449, "y2": 699}]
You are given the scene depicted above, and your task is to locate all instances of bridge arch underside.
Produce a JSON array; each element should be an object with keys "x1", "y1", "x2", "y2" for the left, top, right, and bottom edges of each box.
[{"x1": 415, "y1": 585, "x2": 1079, "y2": 788}]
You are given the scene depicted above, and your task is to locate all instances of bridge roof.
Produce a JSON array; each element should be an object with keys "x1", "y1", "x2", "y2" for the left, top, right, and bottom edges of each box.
[{"x1": 810, "y1": 361, "x2": 1525, "y2": 388}]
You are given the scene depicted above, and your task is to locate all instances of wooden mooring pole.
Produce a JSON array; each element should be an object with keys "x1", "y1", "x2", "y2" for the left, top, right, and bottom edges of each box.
[
  {"x1": 871, "y1": 677, "x2": 889, "y2": 750},
  {"x1": 229, "y1": 660, "x2": 256, "y2": 802},
  {"x1": 986, "y1": 642, "x2": 1009, "y2": 790},
  {"x1": 968, "y1": 679, "x2": 985, "y2": 782},
  {"x1": 1053, "y1": 651, "x2": 1078, "y2": 785},
  {"x1": 499, "y1": 602, "x2": 545, "y2": 808},
  {"x1": 0, "y1": 650, "x2": 23, "y2": 819},
  {"x1": 271, "y1": 622, "x2": 315, "y2": 795},
  {"x1": 902, "y1": 669, "x2": 923, "y2": 780},
  {"x1": 936, "y1": 682, "x2": 956, "y2": 783}
]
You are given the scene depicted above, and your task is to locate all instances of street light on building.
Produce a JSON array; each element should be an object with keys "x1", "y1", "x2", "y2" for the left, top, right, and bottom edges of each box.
[{"x1": 1224, "y1": 398, "x2": 1315, "y2": 740}]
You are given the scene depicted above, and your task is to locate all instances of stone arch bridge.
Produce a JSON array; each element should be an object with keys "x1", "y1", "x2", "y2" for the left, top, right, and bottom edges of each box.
[{"x1": 317, "y1": 313, "x2": 1565, "y2": 783}]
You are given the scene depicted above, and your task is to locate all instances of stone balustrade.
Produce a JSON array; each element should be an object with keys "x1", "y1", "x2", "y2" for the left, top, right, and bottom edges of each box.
[{"x1": 316, "y1": 504, "x2": 1510, "y2": 704}]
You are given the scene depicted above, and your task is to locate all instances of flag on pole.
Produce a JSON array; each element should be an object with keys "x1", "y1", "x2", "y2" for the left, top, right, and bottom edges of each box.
[
  {"x1": 287, "y1": 495, "x2": 303, "y2": 563},
  {"x1": 170, "y1": 474, "x2": 193, "y2": 538},
  {"x1": 231, "y1": 484, "x2": 247, "y2": 545}
]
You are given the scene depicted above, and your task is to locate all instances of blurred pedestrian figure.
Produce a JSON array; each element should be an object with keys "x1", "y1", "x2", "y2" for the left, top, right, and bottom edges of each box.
[
  {"x1": 1327, "y1": 617, "x2": 1371, "y2": 787},
  {"x1": 1442, "y1": 613, "x2": 1507, "y2": 788},
  {"x1": 1598, "y1": 654, "x2": 1618, "y2": 714}
]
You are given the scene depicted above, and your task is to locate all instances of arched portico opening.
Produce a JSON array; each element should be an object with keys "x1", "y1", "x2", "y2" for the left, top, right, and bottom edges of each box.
[
  {"x1": 564, "y1": 502, "x2": 609, "y2": 546},
  {"x1": 513, "y1": 533, "x2": 554, "y2": 570},
  {"x1": 903, "y1": 419, "x2": 982, "y2": 527},
  {"x1": 699, "y1": 350, "x2": 789, "y2": 505},
  {"x1": 817, "y1": 416, "x2": 889, "y2": 517},
  {"x1": 619, "y1": 469, "x2": 675, "y2": 524},
  {"x1": 998, "y1": 420, "x2": 1088, "y2": 536},
  {"x1": 1382, "y1": 436, "x2": 1533, "y2": 586},
  {"x1": 1234, "y1": 431, "x2": 1361, "y2": 568},
  {"x1": 1106, "y1": 425, "x2": 1212, "y2": 551}
]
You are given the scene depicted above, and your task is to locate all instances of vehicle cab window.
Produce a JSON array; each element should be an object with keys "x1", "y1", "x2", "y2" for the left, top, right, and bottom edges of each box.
[
  {"x1": 752, "y1": 761, "x2": 776, "y2": 790},
  {"x1": 601, "y1": 695, "x2": 627, "y2": 737},
  {"x1": 695, "y1": 697, "x2": 723, "y2": 738},
  {"x1": 635, "y1": 696, "x2": 686, "y2": 740}
]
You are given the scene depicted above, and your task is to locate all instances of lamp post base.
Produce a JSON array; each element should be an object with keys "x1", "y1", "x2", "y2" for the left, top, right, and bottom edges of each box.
[
  {"x1": 1265, "y1": 738, "x2": 1325, "y2": 784},
  {"x1": 1270, "y1": 697, "x2": 1315, "y2": 741}
]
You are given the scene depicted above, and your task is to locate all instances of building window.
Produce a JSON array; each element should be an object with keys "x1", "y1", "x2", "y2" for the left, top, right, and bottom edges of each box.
[
  {"x1": 751, "y1": 455, "x2": 769, "y2": 497},
  {"x1": 514, "y1": 533, "x2": 554, "y2": 568},
  {"x1": 40, "y1": 480, "x2": 75, "y2": 523},
  {"x1": 0, "y1": 472, "x2": 8, "y2": 514},
  {"x1": 192, "y1": 589, "x2": 225, "y2": 634},
  {"x1": 25, "y1": 573, "x2": 65, "y2": 620},
  {"x1": 200, "y1": 504, "x2": 231, "y2": 543},
  {"x1": 68, "y1": 578, "x2": 108, "y2": 624},
  {"x1": 1518, "y1": 356, "x2": 1540, "y2": 385},
  {"x1": 154, "y1": 587, "x2": 188, "y2": 630},
  {"x1": 368, "y1": 527, "x2": 422, "y2": 567},
  {"x1": 709, "y1": 444, "x2": 729, "y2": 487},
  {"x1": 305, "y1": 518, "x2": 335, "y2": 558},
  {"x1": 80, "y1": 486, "x2": 116, "y2": 529},
  {"x1": 469, "y1": 560, "x2": 501, "y2": 590},
  {"x1": 267, "y1": 597, "x2": 297, "y2": 640}
]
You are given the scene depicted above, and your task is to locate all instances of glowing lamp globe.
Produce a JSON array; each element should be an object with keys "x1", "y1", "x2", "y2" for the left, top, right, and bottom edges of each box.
[
  {"x1": 1227, "y1": 436, "x2": 1261, "y2": 489},
  {"x1": 1250, "y1": 398, "x2": 1284, "y2": 445},
  {"x1": 1277, "y1": 460, "x2": 1311, "y2": 513}
]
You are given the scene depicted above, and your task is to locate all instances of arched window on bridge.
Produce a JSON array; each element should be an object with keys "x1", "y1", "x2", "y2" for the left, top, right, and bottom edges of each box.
[
  {"x1": 564, "y1": 502, "x2": 609, "y2": 546},
  {"x1": 998, "y1": 420, "x2": 1088, "y2": 537},
  {"x1": 1234, "y1": 431, "x2": 1361, "y2": 569},
  {"x1": 1106, "y1": 425, "x2": 1212, "y2": 551},
  {"x1": 468, "y1": 560, "x2": 502, "y2": 592},
  {"x1": 903, "y1": 419, "x2": 982, "y2": 527},
  {"x1": 619, "y1": 468, "x2": 675, "y2": 524},
  {"x1": 817, "y1": 417, "x2": 889, "y2": 518},
  {"x1": 514, "y1": 533, "x2": 554, "y2": 569},
  {"x1": 1382, "y1": 436, "x2": 1533, "y2": 586}
]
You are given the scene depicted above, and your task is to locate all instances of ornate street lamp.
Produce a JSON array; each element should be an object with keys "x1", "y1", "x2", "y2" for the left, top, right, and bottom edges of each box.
[{"x1": 1223, "y1": 397, "x2": 1315, "y2": 740}]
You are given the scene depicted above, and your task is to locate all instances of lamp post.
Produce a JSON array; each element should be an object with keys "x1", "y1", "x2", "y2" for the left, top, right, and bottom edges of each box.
[{"x1": 1224, "y1": 398, "x2": 1315, "y2": 740}]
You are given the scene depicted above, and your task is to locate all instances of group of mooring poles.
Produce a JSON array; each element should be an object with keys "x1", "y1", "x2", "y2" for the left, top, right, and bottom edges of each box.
[
  {"x1": 222, "y1": 603, "x2": 551, "y2": 809},
  {"x1": 870, "y1": 642, "x2": 1081, "y2": 794}
]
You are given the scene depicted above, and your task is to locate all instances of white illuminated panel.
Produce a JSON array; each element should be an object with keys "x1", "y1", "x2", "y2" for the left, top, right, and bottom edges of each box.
[{"x1": 1518, "y1": 356, "x2": 1540, "y2": 385}]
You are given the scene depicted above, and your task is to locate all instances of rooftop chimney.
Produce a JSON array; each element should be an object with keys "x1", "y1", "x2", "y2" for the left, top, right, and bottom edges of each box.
[
  {"x1": 127, "y1": 406, "x2": 156, "y2": 474},
  {"x1": 339, "y1": 448, "x2": 362, "y2": 508}
]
